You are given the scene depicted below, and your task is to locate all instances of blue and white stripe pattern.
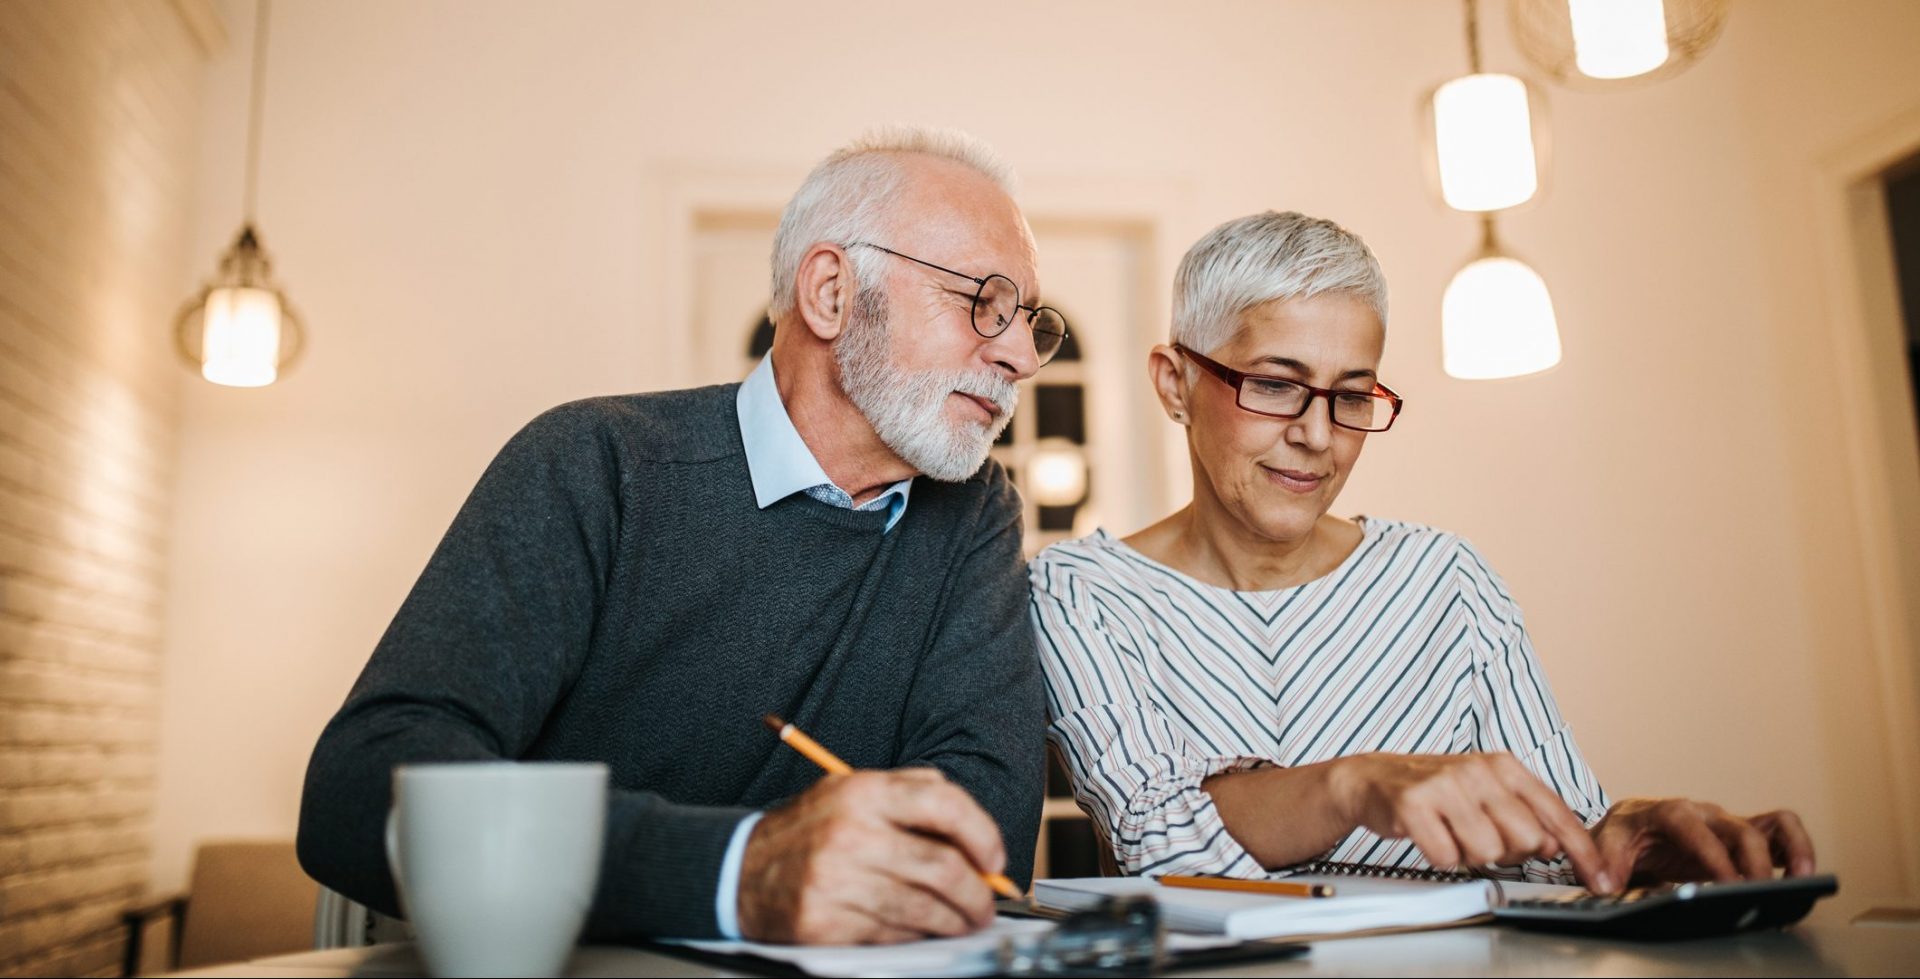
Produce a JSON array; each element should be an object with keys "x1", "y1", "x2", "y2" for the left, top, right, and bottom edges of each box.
[{"x1": 1029, "y1": 517, "x2": 1610, "y2": 883}]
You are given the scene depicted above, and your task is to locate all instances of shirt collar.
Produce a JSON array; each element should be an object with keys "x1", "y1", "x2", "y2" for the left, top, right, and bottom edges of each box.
[{"x1": 737, "y1": 354, "x2": 912, "y2": 529}]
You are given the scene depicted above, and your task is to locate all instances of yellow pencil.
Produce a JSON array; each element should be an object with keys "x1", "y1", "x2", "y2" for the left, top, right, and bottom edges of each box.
[
  {"x1": 1158, "y1": 874, "x2": 1336, "y2": 898},
  {"x1": 762, "y1": 714, "x2": 1023, "y2": 900}
]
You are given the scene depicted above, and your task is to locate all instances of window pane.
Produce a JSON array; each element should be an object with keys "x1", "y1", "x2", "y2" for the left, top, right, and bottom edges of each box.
[
  {"x1": 746, "y1": 313, "x2": 775, "y2": 358},
  {"x1": 1051, "y1": 323, "x2": 1082, "y2": 362},
  {"x1": 1039, "y1": 503, "x2": 1078, "y2": 531},
  {"x1": 1035, "y1": 385, "x2": 1085, "y2": 443}
]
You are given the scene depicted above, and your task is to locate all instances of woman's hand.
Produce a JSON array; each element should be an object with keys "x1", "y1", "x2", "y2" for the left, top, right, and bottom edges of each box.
[
  {"x1": 1591, "y1": 798, "x2": 1815, "y2": 888},
  {"x1": 1327, "y1": 752, "x2": 1615, "y2": 892}
]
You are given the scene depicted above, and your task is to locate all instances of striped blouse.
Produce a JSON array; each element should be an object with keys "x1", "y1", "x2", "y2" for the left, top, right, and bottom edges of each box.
[{"x1": 1029, "y1": 517, "x2": 1611, "y2": 883}]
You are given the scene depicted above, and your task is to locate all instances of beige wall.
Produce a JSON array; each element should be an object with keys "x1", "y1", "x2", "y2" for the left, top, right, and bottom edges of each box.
[
  {"x1": 0, "y1": 2, "x2": 215, "y2": 975},
  {"x1": 152, "y1": 0, "x2": 1920, "y2": 916}
]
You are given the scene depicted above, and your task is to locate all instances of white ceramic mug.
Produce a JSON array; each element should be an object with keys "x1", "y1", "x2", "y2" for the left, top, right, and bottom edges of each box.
[{"x1": 386, "y1": 761, "x2": 607, "y2": 978}]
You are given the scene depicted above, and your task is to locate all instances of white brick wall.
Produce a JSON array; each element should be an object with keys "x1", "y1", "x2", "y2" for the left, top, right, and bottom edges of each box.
[{"x1": 0, "y1": 2, "x2": 214, "y2": 975}]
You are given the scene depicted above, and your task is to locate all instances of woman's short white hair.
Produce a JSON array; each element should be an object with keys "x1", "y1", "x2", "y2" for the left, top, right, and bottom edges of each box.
[
  {"x1": 769, "y1": 126, "x2": 1017, "y2": 320},
  {"x1": 1170, "y1": 211, "x2": 1388, "y2": 355}
]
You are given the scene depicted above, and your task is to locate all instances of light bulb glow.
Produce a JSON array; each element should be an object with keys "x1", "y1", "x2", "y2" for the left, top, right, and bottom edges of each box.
[
  {"x1": 1028, "y1": 440, "x2": 1088, "y2": 507},
  {"x1": 201, "y1": 286, "x2": 283, "y2": 387},
  {"x1": 1431, "y1": 73, "x2": 1539, "y2": 212},
  {"x1": 1569, "y1": 0, "x2": 1670, "y2": 80},
  {"x1": 1442, "y1": 256, "x2": 1562, "y2": 379}
]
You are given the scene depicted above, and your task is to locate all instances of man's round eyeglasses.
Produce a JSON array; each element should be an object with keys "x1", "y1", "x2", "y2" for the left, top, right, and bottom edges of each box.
[
  {"x1": 1174, "y1": 344, "x2": 1404, "y2": 432},
  {"x1": 847, "y1": 242, "x2": 1069, "y2": 366}
]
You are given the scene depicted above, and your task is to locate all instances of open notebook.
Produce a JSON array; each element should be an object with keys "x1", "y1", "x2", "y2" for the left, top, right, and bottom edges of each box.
[{"x1": 1033, "y1": 873, "x2": 1531, "y2": 940}]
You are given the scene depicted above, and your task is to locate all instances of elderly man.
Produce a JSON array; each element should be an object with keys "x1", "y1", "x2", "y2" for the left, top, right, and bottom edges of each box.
[{"x1": 297, "y1": 128, "x2": 1065, "y2": 944}]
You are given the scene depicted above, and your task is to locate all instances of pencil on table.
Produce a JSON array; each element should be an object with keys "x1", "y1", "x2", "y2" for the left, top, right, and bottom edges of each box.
[
  {"x1": 1157, "y1": 874, "x2": 1336, "y2": 898},
  {"x1": 762, "y1": 714, "x2": 1023, "y2": 900}
]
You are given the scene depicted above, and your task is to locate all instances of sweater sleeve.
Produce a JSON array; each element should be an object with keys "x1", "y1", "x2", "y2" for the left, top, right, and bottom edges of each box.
[
  {"x1": 892, "y1": 468, "x2": 1047, "y2": 888},
  {"x1": 1455, "y1": 538, "x2": 1612, "y2": 883},
  {"x1": 295, "y1": 402, "x2": 750, "y2": 941},
  {"x1": 1029, "y1": 556, "x2": 1271, "y2": 878}
]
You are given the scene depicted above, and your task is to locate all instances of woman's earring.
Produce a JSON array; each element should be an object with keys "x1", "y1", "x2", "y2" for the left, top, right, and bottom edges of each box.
[{"x1": 1171, "y1": 411, "x2": 1187, "y2": 423}]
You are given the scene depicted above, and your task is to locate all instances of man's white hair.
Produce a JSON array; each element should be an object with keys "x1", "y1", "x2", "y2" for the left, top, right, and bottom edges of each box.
[
  {"x1": 769, "y1": 126, "x2": 1017, "y2": 321},
  {"x1": 1170, "y1": 211, "x2": 1388, "y2": 355}
]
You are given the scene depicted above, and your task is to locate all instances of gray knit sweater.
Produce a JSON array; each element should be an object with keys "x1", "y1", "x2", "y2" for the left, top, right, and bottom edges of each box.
[{"x1": 295, "y1": 384, "x2": 1045, "y2": 940}]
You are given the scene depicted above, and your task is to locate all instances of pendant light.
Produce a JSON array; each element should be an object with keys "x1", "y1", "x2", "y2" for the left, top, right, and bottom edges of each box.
[
  {"x1": 1426, "y1": 0, "x2": 1563, "y2": 380},
  {"x1": 174, "y1": 0, "x2": 304, "y2": 388},
  {"x1": 1510, "y1": 0, "x2": 1731, "y2": 89},
  {"x1": 1425, "y1": 0, "x2": 1547, "y2": 213},
  {"x1": 1442, "y1": 217, "x2": 1562, "y2": 380}
]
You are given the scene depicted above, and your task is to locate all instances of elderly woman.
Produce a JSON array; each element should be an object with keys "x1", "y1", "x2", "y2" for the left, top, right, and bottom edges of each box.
[{"x1": 1031, "y1": 211, "x2": 1814, "y2": 893}]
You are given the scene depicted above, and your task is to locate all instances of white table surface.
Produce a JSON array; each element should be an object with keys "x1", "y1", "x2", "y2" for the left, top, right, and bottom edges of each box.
[{"x1": 156, "y1": 905, "x2": 1920, "y2": 978}]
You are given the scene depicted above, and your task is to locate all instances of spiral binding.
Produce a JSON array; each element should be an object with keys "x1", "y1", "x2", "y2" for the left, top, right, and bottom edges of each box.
[{"x1": 1290, "y1": 860, "x2": 1477, "y2": 882}]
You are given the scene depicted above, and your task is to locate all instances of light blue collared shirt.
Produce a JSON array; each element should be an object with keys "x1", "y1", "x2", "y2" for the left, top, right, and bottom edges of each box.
[
  {"x1": 712, "y1": 354, "x2": 914, "y2": 938},
  {"x1": 735, "y1": 353, "x2": 912, "y2": 530}
]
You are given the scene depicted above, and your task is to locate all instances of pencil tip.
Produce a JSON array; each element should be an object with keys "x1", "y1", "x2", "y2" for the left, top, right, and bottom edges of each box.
[{"x1": 762, "y1": 714, "x2": 786, "y2": 732}]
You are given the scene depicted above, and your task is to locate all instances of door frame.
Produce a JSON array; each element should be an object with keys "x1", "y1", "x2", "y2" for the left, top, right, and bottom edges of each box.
[{"x1": 1810, "y1": 105, "x2": 1920, "y2": 893}]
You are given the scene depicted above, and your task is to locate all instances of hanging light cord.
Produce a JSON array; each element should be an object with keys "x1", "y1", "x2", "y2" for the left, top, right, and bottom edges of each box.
[
  {"x1": 242, "y1": 0, "x2": 272, "y2": 223},
  {"x1": 1463, "y1": 0, "x2": 1484, "y2": 75},
  {"x1": 1465, "y1": 0, "x2": 1496, "y2": 252}
]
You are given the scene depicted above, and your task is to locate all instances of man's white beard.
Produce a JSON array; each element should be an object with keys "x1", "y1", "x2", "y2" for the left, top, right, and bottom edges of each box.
[{"x1": 834, "y1": 286, "x2": 1018, "y2": 482}]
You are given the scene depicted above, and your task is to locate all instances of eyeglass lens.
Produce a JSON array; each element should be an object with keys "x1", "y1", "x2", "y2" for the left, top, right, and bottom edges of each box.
[
  {"x1": 1240, "y1": 377, "x2": 1393, "y2": 431},
  {"x1": 971, "y1": 275, "x2": 1067, "y2": 364}
]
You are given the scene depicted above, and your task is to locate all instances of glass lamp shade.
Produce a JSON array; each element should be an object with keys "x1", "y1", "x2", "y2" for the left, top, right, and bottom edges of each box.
[
  {"x1": 1027, "y1": 438, "x2": 1089, "y2": 508},
  {"x1": 174, "y1": 225, "x2": 305, "y2": 387},
  {"x1": 1568, "y1": 0, "x2": 1669, "y2": 79},
  {"x1": 1441, "y1": 255, "x2": 1562, "y2": 380},
  {"x1": 1429, "y1": 73, "x2": 1541, "y2": 213},
  {"x1": 1511, "y1": 0, "x2": 1729, "y2": 90}
]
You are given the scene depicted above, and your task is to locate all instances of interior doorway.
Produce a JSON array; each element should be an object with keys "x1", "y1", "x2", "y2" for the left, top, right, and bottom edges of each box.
[
  {"x1": 1818, "y1": 111, "x2": 1920, "y2": 898},
  {"x1": 1883, "y1": 154, "x2": 1920, "y2": 449}
]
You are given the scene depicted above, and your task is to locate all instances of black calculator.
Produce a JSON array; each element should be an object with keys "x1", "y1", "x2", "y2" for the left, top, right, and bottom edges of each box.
[{"x1": 1493, "y1": 874, "x2": 1838, "y2": 940}]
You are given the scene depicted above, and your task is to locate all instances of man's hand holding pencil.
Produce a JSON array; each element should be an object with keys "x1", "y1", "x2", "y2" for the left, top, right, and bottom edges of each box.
[{"x1": 735, "y1": 716, "x2": 1014, "y2": 944}]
